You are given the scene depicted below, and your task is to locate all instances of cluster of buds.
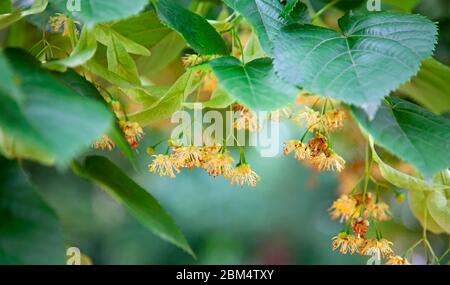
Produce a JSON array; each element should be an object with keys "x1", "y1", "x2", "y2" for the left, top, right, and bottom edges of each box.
[{"x1": 182, "y1": 54, "x2": 219, "y2": 68}]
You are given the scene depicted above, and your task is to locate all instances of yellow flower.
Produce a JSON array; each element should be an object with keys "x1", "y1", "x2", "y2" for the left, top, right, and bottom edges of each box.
[
  {"x1": 93, "y1": 135, "x2": 115, "y2": 151},
  {"x1": 307, "y1": 133, "x2": 328, "y2": 157},
  {"x1": 351, "y1": 217, "x2": 370, "y2": 238},
  {"x1": 202, "y1": 151, "x2": 234, "y2": 178},
  {"x1": 324, "y1": 110, "x2": 345, "y2": 131},
  {"x1": 361, "y1": 238, "x2": 394, "y2": 257},
  {"x1": 149, "y1": 154, "x2": 180, "y2": 178},
  {"x1": 49, "y1": 13, "x2": 78, "y2": 37},
  {"x1": 294, "y1": 107, "x2": 320, "y2": 131},
  {"x1": 331, "y1": 232, "x2": 359, "y2": 255},
  {"x1": 171, "y1": 146, "x2": 204, "y2": 170},
  {"x1": 283, "y1": 140, "x2": 310, "y2": 161},
  {"x1": 119, "y1": 121, "x2": 144, "y2": 149},
  {"x1": 230, "y1": 164, "x2": 260, "y2": 187},
  {"x1": 329, "y1": 195, "x2": 357, "y2": 222},
  {"x1": 233, "y1": 106, "x2": 259, "y2": 132},
  {"x1": 310, "y1": 152, "x2": 346, "y2": 172},
  {"x1": 385, "y1": 255, "x2": 410, "y2": 265},
  {"x1": 368, "y1": 202, "x2": 391, "y2": 222},
  {"x1": 200, "y1": 144, "x2": 221, "y2": 156}
]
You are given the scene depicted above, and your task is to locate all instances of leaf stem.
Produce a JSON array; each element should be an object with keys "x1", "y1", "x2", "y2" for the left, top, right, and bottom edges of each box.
[{"x1": 311, "y1": 0, "x2": 341, "y2": 21}]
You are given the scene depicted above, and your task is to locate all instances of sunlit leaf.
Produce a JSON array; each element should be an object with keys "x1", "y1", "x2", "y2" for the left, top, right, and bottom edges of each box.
[
  {"x1": 224, "y1": 0, "x2": 309, "y2": 55},
  {"x1": 273, "y1": 12, "x2": 438, "y2": 117},
  {"x1": 210, "y1": 56, "x2": 298, "y2": 110},
  {"x1": 399, "y1": 58, "x2": 450, "y2": 115},
  {"x1": 353, "y1": 97, "x2": 450, "y2": 178}
]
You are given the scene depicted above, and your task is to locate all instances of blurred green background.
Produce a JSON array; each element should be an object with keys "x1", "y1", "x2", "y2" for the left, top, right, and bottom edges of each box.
[{"x1": 23, "y1": 124, "x2": 449, "y2": 265}]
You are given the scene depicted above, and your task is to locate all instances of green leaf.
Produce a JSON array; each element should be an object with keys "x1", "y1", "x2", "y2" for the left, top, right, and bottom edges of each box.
[
  {"x1": 0, "y1": 157, "x2": 65, "y2": 264},
  {"x1": 183, "y1": 87, "x2": 235, "y2": 110},
  {"x1": 72, "y1": 156, "x2": 194, "y2": 257},
  {"x1": 106, "y1": 32, "x2": 141, "y2": 85},
  {"x1": 45, "y1": 27, "x2": 98, "y2": 71},
  {"x1": 0, "y1": 48, "x2": 113, "y2": 166},
  {"x1": 85, "y1": 59, "x2": 135, "y2": 89},
  {"x1": 49, "y1": 0, "x2": 148, "y2": 27},
  {"x1": 111, "y1": 11, "x2": 173, "y2": 48},
  {"x1": 427, "y1": 171, "x2": 450, "y2": 234},
  {"x1": 0, "y1": 0, "x2": 48, "y2": 29},
  {"x1": 122, "y1": 85, "x2": 170, "y2": 106},
  {"x1": 427, "y1": 188, "x2": 450, "y2": 234},
  {"x1": 273, "y1": 12, "x2": 438, "y2": 117},
  {"x1": 155, "y1": 0, "x2": 228, "y2": 55},
  {"x1": 353, "y1": 97, "x2": 450, "y2": 178},
  {"x1": 137, "y1": 31, "x2": 186, "y2": 76},
  {"x1": 399, "y1": 59, "x2": 450, "y2": 115},
  {"x1": 243, "y1": 32, "x2": 265, "y2": 62},
  {"x1": 409, "y1": 190, "x2": 445, "y2": 234},
  {"x1": 370, "y1": 140, "x2": 437, "y2": 192},
  {"x1": 0, "y1": 0, "x2": 11, "y2": 14},
  {"x1": 224, "y1": 0, "x2": 309, "y2": 55},
  {"x1": 95, "y1": 25, "x2": 150, "y2": 56},
  {"x1": 210, "y1": 56, "x2": 298, "y2": 111},
  {"x1": 129, "y1": 70, "x2": 204, "y2": 126},
  {"x1": 383, "y1": 0, "x2": 419, "y2": 12},
  {"x1": 203, "y1": 88, "x2": 236, "y2": 109},
  {"x1": 50, "y1": 69, "x2": 136, "y2": 164}
]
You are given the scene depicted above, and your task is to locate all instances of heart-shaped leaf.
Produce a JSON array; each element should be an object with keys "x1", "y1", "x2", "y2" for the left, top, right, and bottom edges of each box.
[
  {"x1": 273, "y1": 12, "x2": 437, "y2": 117},
  {"x1": 353, "y1": 97, "x2": 450, "y2": 178},
  {"x1": 210, "y1": 56, "x2": 298, "y2": 111},
  {"x1": 224, "y1": 0, "x2": 309, "y2": 55}
]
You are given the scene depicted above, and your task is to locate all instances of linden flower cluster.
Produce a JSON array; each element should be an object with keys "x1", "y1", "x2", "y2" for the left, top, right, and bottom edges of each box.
[
  {"x1": 329, "y1": 193, "x2": 407, "y2": 264},
  {"x1": 49, "y1": 14, "x2": 79, "y2": 37},
  {"x1": 149, "y1": 145, "x2": 261, "y2": 187},
  {"x1": 284, "y1": 133, "x2": 345, "y2": 172},
  {"x1": 232, "y1": 105, "x2": 259, "y2": 132},
  {"x1": 93, "y1": 100, "x2": 145, "y2": 150},
  {"x1": 284, "y1": 102, "x2": 346, "y2": 172}
]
